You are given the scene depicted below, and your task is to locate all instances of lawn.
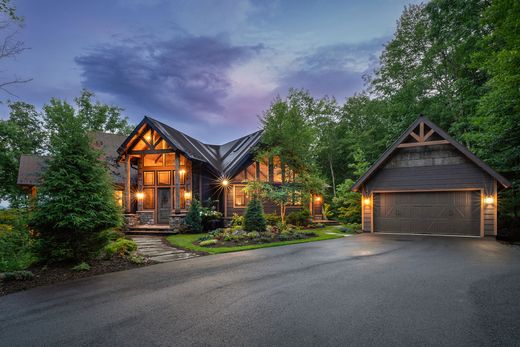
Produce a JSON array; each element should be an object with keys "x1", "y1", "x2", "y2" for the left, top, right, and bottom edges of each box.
[{"x1": 167, "y1": 226, "x2": 351, "y2": 254}]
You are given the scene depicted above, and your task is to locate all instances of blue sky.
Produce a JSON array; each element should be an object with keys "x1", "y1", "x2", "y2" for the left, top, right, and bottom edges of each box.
[{"x1": 1, "y1": 0, "x2": 419, "y2": 143}]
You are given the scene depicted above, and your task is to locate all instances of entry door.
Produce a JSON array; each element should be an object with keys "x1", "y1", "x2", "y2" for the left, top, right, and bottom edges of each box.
[{"x1": 157, "y1": 188, "x2": 171, "y2": 224}]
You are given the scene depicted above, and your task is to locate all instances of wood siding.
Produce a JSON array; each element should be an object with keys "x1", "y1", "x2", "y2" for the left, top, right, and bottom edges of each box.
[{"x1": 361, "y1": 144, "x2": 497, "y2": 236}]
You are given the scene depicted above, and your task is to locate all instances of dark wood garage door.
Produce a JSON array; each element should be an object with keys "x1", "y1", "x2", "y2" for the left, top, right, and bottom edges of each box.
[{"x1": 373, "y1": 191, "x2": 481, "y2": 236}]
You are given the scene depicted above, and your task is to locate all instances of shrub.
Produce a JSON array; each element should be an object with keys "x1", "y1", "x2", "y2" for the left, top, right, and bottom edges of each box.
[
  {"x1": 105, "y1": 238, "x2": 137, "y2": 257},
  {"x1": 128, "y1": 254, "x2": 146, "y2": 264},
  {"x1": 199, "y1": 239, "x2": 217, "y2": 247},
  {"x1": 184, "y1": 199, "x2": 203, "y2": 233},
  {"x1": 246, "y1": 231, "x2": 260, "y2": 239},
  {"x1": 72, "y1": 262, "x2": 91, "y2": 272},
  {"x1": 99, "y1": 228, "x2": 124, "y2": 242},
  {"x1": 313, "y1": 223, "x2": 325, "y2": 228},
  {"x1": 244, "y1": 197, "x2": 266, "y2": 232},
  {"x1": 332, "y1": 179, "x2": 361, "y2": 223},
  {"x1": 231, "y1": 213, "x2": 244, "y2": 227},
  {"x1": 264, "y1": 213, "x2": 281, "y2": 226},
  {"x1": 197, "y1": 234, "x2": 213, "y2": 242},
  {"x1": 1, "y1": 270, "x2": 34, "y2": 281},
  {"x1": 0, "y1": 209, "x2": 18, "y2": 225},
  {"x1": 201, "y1": 207, "x2": 223, "y2": 231},
  {"x1": 286, "y1": 210, "x2": 311, "y2": 227},
  {"x1": 339, "y1": 223, "x2": 362, "y2": 233},
  {"x1": 0, "y1": 216, "x2": 37, "y2": 272}
]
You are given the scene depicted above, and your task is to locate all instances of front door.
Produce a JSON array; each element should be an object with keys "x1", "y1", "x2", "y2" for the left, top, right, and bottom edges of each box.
[{"x1": 157, "y1": 188, "x2": 171, "y2": 224}]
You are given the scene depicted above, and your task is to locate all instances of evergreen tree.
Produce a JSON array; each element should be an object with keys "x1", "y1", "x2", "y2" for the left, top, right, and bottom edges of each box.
[
  {"x1": 184, "y1": 198, "x2": 203, "y2": 233},
  {"x1": 244, "y1": 197, "x2": 266, "y2": 232},
  {"x1": 29, "y1": 98, "x2": 121, "y2": 262}
]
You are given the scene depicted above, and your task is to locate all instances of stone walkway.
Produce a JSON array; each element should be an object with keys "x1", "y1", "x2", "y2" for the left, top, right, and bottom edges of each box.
[{"x1": 130, "y1": 236, "x2": 199, "y2": 263}]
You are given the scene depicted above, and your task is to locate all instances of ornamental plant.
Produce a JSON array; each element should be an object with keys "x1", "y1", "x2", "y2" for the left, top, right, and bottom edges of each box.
[
  {"x1": 244, "y1": 197, "x2": 266, "y2": 232},
  {"x1": 184, "y1": 198, "x2": 203, "y2": 233}
]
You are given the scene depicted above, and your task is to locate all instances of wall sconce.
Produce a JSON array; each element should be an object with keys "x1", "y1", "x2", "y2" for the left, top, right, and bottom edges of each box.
[
  {"x1": 484, "y1": 196, "x2": 494, "y2": 205},
  {"x1": 179, "y1": 169, "x2": 186, "y2": 175},
  {"x1": 221, "y1": 179, "x2": 229, "y2": 187},
  {"x1": 315, "y1": 196, "x2": 321, "y2": 202},
  {"x1": 364, "y1": 197, "x2": 371, "y2": 205},
  {"x1": 136, "y1": 192, "x2": 144, "y2": 200},
  {"x1": 184, "y1": 191, "x2": 192, "y2": 199}
]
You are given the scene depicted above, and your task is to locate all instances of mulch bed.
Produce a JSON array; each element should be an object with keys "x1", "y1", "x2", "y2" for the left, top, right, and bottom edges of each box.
[{"x1": 0, "y1": 257, "x2": 156, "y2": 297}]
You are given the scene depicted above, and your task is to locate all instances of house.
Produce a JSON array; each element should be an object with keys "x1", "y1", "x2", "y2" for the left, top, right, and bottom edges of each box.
[
  {"x1": 18, "y1": 116, "x2": 322, "y2": 231},
  {"x1": 352, "y1": 116, "x2": 511, "y2": 237}
]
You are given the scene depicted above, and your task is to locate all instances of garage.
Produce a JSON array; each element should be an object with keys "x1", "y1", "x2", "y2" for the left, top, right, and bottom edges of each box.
[
  {"x1": 373, "y1": 191, "x2": 481, "y2": 236},
  {"x1": 352, "y1": 116, "x2": 511, "y2": 237}
]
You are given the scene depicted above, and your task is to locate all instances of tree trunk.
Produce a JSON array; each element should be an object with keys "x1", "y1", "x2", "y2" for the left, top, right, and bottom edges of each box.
[{"x1": 329, "y1": 154, "x2": 336, "y2": 197}]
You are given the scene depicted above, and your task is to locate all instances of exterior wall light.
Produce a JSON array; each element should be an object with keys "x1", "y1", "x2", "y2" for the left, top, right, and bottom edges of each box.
[
  {"x1": 315, "y1": 196, "x2": 321, "y2": 202},
  {"x1": 364, "y1": 197, "x2": 371, "y2": 205},
  {"x1": 136, "y1": 192, "x2": 145, "y2": 200},
  {"x1": 184, "y1": 191, "x2": 192, "y2": 199},
  {"x1": 484, "y1": 196, "x2": 494, "y2": 205},
  {"x1": 222, "y1": 179, "x2": 229, "y2": 187},
  {"x1": 179, "y1": 169, "x2": 186, "y2": 175}
]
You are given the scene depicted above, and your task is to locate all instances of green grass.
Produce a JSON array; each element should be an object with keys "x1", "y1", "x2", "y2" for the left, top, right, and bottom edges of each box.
[{"x1": 166, "y1": 226, "x2": 350, "y2": 254}]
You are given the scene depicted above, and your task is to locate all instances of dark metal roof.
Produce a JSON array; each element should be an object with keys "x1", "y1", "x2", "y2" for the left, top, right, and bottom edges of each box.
[
  {"x1": 18, "y1": 132, "x2": 133, "y2": 187},
  {"x1": 351, "y1": 115, "x2": 512, "y2": 192},
  {"x1": 117, "y1": 116, "x2": 263, "y2": 176}
]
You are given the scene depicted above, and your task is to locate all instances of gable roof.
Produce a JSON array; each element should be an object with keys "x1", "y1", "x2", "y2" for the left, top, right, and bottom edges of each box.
[
  {"x1": 351, "y1": 115, "x2": 511, "y2": 192},
  {"x1": 117, "y1": 116, "x2": 263, "y2": 176},
  {"x1": 18, "y1": 132, "x2": 133, "y2": 187}
]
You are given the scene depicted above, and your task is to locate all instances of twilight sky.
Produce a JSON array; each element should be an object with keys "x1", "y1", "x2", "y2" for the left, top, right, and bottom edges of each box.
[{"x1": 1, "y1": 0, "x2": 419, "y2": 143}]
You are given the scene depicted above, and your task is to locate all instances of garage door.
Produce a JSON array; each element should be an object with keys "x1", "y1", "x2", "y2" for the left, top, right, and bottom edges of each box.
[{"x1": 373, "y1": 191, "x2": 481, "y2": 236}]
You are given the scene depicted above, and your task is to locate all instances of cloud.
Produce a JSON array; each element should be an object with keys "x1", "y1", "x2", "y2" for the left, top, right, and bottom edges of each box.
[
  {"x1": 75, "y1": 34, "x2": 263, "y2": 123},
  {"x1": 276, "y1": 37, "x2": 388, "y2": 100}
]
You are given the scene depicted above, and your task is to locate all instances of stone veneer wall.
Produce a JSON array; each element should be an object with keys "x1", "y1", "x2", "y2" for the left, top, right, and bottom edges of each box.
[
  {"x1": 169, "y1": 213, "x2": 186, "y2": 232},
  {"x1": 137, "y1": 211, "x2": 154, "y2": 225}
]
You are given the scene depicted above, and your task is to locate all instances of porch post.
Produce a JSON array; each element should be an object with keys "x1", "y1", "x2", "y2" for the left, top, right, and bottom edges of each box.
[
  {"x1": 125, "y1": 155, "x2": 131, "y2": 213},
  {"x1": 174, "y1": 152, "x2": 181, "y2": 214}
]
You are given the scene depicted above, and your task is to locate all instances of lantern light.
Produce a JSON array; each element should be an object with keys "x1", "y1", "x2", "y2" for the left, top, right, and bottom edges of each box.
[
  {"x1": 136, "y1": 192, "x2": 145, "y2": 200},
  {"x1": 484, "y1": 196, "x2": 494, "y2": 205},
  {"x1": 179, "y1": 169, "x2": 186, "y2": 175},
  {"x1": 222, "y1": 179, "x2": 229, "y2": 187},
  {"x1": 364, "y1": 198, "x2": 371, "y2": 205},
  {"x1": 184, "y1": 191, "x2": 192, "y2": 199},
  {"x1": 315, "y1": 196, "x2": 321, "y2": 202}
]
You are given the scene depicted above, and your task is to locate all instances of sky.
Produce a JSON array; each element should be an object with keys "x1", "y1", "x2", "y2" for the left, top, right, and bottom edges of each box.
[{"x1": 0, "y1": 0, "x2": 419, "y2": 144}]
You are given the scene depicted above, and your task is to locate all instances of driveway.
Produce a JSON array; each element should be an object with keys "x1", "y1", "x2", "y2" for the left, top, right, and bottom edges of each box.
[{"x1": 1, "y1": 234, "x2": 520, "y2": 346}]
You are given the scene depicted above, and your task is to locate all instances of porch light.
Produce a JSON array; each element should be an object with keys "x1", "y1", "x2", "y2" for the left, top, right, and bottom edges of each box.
[
  {"x1": 184, "y1": 191, "x2": 192, "y2": 199},
  {"x1": 136, "y1": 192, "x2": 145, "y2": 200},
  {"x1": 484, "y1": 196, "x2": 494, "y2": 205},
  {"x1": 179, "y1": 169, "x2": 186, "y2": 175},
  {"x1": 222, "y1": 179, "x2": 229, "y2": 187},
  {"x1": 315, "y1": 196, "x2": 321, "y2": 202},
  {"x1": 364, "y1": 197, "x2": 371, "y2": 205}
]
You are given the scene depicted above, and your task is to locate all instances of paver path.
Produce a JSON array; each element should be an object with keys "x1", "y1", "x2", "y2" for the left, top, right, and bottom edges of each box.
[{"x1": 130, "y1": 236, "x2": 199, "y2": 262}]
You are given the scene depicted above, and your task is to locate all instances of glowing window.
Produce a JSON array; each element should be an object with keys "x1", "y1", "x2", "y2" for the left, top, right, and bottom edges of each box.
[
  {"x1": 143, "y1": 171, "x2": 155, "y2": 186},
  {"x1": 234, "y1": 185, "x2": 249, "y2": 208},
  {"x1": 157, "y1": 171, "x2": 171, "y2": 185},
  {"x1": 114, "y1": 190, "x2": 123, "y2": 206},
  {"x1": 143, "y1": 188, "x2": 154, "y2": 209}
]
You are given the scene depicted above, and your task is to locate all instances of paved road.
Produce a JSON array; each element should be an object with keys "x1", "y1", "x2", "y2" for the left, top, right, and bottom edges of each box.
[{"x1": 1, "y1": 234, "x2": 520, "y2": 346}]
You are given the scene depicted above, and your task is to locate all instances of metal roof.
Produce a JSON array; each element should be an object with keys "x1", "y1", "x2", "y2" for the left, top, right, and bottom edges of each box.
[
  {"x1": 118, "y1": 116, "x2": 263, "y2": 176},
  {"x1": 351, "y1": 115, "x2": 512, "y2": 192}
]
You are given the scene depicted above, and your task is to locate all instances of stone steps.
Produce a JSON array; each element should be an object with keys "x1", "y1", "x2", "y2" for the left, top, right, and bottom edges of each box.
[{"x1": 130, "y1": 236, "x2": 199, "y2": 263}]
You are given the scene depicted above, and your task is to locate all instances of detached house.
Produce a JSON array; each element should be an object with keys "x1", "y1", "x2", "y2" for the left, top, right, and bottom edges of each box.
[{"x1": 18, "y1": 116, "x2": 323, "y2": 232}]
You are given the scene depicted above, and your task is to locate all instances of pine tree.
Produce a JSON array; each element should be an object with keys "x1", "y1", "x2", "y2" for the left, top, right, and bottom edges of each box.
[
  {"x1": 184, "y1": 198, "x2": 203, "y2": 233},
  {"x1": 244, "y1": 197, "x2": 266, "y2": 232},
  {"x1": 30, "y1": 99, "x2": 121, "y2": 262}
]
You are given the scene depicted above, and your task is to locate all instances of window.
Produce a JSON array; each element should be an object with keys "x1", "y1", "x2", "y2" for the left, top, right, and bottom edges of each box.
[
  {"x1": 144, "y1": 154, "x2": 162, "y2": 167},
  {"x1": 143, "y1": 188, "x2": 155, "y2": 209},
  {"x1": 157, "y1": 171, "x2": 171, "y2": 185},
  {"x1": 273, "y1": 156, "x2": 282, "y2": 183},
  {"x1": 234, "y1": 185, "x2": 249, "y2": 208},
  {"x1": 143, "y1": 171, "x2": 155, "y2": 186},
  {"x1": 114, "y1": 190, "x2": 123, "y2": 206},
  {"x1": 290, "y1": 190, "x2": 303, "y2": 206}
]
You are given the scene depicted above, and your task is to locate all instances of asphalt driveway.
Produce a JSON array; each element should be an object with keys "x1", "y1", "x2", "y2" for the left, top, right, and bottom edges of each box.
[{"x1": 1, "y1": 234, "x2": 520, "y2": 346}]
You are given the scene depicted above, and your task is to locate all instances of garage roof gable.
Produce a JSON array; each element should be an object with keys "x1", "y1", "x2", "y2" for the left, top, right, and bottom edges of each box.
[{"x1": 351, "y1": 115, "x2": 511, "y2": 191}]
